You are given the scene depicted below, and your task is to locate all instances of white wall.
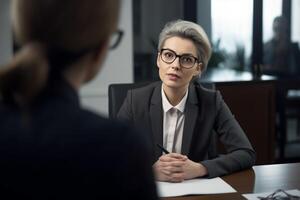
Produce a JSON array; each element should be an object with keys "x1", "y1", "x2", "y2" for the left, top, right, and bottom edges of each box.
[
  {"x1": 0, "y1": 0, "x2": 12, "y2": 65},
  {"x1": 80, "y1": 1, "x2": 133, "y2": 116},
  {"x1": 0, "y1": 1, "x2": 133, "y2": 117}
]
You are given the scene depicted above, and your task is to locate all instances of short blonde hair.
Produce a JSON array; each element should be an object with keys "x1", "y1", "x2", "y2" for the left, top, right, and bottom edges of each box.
[{"x1": 158, "y1": 19, "x2": 211, "y2": 71}]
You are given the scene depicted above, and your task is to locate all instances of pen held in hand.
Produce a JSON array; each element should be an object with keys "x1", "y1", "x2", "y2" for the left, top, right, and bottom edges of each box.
[{"x1": 156, "y1": 143, "x2": 170, "y2": 154}]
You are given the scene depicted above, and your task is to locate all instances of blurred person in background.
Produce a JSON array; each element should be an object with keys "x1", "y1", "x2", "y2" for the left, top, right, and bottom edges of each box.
[{"x1": 263, "y1": 16, "x2": 300, "y2": 77}]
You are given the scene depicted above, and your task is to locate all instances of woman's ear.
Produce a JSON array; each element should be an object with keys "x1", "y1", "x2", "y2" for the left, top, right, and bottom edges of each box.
[{"x1": 193, "y1": 62, "x2": 203, "y2": 76}]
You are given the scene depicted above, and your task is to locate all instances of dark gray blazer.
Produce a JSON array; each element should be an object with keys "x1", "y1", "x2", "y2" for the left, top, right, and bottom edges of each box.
[
  {"x1": 118, "y1": 81, "x2": 256, "y2": 178},
  {"x1": 0, "y1": 79, "x2": 158, "y2": 200}
]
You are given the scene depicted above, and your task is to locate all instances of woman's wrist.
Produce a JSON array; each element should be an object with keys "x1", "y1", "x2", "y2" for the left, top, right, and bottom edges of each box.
[{"x1": 195, "y1": 163, "x2": 208, "y2": 177}]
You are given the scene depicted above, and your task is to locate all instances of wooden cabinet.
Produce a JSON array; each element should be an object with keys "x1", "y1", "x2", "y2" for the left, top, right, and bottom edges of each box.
[
  {"x1": 216, "y1": 81, "x2": 275, "y2": 164},
  {"x1": 202, "y1": 69, "x2": 276, "y2": 164}
]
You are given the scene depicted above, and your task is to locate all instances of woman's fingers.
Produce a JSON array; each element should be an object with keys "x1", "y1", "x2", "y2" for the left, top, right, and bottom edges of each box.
[{"x1": 159, "y1": 153, "x2": 187, "y2": 162}]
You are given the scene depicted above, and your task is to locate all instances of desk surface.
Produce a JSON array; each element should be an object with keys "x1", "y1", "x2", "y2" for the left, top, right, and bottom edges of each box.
[{"x1": 163, "y1": 163, "x2": 300, "y2": 200}]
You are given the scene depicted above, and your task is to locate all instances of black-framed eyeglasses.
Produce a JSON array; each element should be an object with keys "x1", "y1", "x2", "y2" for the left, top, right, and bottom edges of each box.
[
  {"x1": 159, "y1": 48, "x2": 200, "y2": 69},
  {"x1": 109, "y1": 30, "x2": 124, "y2": 50},
  {"x1": 258, "y1": 189, "x2": 300, "y2": 200}
]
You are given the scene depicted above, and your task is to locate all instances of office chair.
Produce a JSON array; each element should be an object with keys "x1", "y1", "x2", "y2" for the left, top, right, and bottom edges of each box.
[
  {"x1": 108, "y1": 82, "x2": 149, "y2": 119},
  {"x1": 108, "y1": 81, "x2": 215, "y2": 119}
]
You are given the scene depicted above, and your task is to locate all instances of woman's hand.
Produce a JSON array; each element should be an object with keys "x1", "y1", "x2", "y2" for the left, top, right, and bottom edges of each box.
[
  {"x1": 153, "y1": 153, "x2": 208, "y2": 182},
  {"x1": 153, "y1": 153, "x2": 186, "y2": 182},
  {"x1": 181, "y1": 158, "x2": 208, "y2": 180}
]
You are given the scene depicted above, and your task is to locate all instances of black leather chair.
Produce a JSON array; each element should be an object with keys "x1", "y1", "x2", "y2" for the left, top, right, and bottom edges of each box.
[
  {"x1": 108, "y1": 82, "x2": 149, "y2": 119},
  {"x1": 108, "y1": 81, "x2": 215, "y2": 119}
]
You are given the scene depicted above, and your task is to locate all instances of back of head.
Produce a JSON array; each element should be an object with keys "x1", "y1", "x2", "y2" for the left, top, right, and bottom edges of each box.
[
  {"x1": 13, "y1": 0, "x2": 120, "y2": 52},
  {"x1": 0, "y1": 0, "x2": 120, "y2": 106},
  {"x1": 158, "y1": 19, "x2": 211, "y2": 71}
]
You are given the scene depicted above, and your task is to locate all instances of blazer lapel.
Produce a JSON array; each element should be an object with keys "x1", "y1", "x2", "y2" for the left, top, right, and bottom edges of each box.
[
  {"x1": 181, "y1": 84, "x2": 199, "y2": 155},
  {"x1": 149, "y1": 84, "x2": 163, "y2": 159}
]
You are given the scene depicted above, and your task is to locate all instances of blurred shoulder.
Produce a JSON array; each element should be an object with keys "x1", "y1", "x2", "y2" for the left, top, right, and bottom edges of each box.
[{"x1": 78, "y1": 109, "x2": 134, "y2": 134}]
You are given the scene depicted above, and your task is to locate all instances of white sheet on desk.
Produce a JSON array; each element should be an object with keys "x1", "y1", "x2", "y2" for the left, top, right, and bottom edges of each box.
[
  {"x1": 243, "y1": 189, "x2": 300, "y2": 200},
  {"x1": 156, "y1": 177, "x2": 237, "y2": 197}
]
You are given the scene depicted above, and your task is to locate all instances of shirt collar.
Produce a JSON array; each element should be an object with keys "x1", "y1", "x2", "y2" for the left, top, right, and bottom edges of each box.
[{"x1": 161, "y1": 84, "x2": 188, "y2": 113}]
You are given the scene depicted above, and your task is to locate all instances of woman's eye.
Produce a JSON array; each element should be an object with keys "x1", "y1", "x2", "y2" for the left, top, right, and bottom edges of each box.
[
  {"x1": 165, "y1": 52, "x2": 174, "y2": 58},
  {"x1": 182, "y1": 57, "x2": 193, "y2": 63}
]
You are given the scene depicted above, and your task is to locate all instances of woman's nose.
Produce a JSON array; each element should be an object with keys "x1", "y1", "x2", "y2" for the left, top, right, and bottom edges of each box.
[{"x1": 170, "y1": 57, "x2": 180, "y2": 70}]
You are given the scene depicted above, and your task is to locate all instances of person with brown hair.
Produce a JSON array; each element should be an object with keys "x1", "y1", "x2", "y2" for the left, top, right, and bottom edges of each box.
[{"x1": 0, "y1": 1, "x2": 157, "y2": 199}]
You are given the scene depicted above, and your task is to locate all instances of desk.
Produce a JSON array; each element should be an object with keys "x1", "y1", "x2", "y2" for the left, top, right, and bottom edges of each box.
[{"x1": 163, "y1": 162, "x2": 300, "y2": 200}]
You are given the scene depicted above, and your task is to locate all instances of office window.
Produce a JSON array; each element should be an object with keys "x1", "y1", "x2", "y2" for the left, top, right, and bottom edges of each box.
[
  {"x1": 292, "y1": 0, "x2": 300, "y2": 43},
  {"x1": 261, "y1": 0, "x2": 300, "y2": 77},
  {"x1": 263, "y1": 0, "x2": 282, "y2": 43},
  {"x1": 211, "y1": 0, "x2": 253, "y2": 71}
]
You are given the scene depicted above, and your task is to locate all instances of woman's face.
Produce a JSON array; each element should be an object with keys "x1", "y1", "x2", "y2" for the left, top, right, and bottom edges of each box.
[{"x1": 157, "y1": 36, "x2": 202, "y2": 91}]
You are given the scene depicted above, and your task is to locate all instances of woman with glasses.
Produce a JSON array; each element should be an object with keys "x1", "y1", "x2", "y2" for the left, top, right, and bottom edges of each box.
[
  {"x1": 118, "y1": 19, "x2": 255, "y2": 182},
  {"x1": 0, "y1": 0, "x2": 157, "y2": 199}
]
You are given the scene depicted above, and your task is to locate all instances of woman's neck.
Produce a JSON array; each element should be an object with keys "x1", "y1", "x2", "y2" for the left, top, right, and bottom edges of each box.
[
  {"x1": 162, "y1": 84, "x2": 188, "y2": 106},
  {"x1": 62, "y1": 53, "x2": 95, "y2": 91}
]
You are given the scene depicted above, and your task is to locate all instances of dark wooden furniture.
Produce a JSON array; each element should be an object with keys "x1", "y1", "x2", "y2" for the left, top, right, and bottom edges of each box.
[
  {"x1": 163, "y1": 162, "x2": 300, "y2": 200},
  {"x1": 201, "y1": 69, "x2": 276, "y2": 164},
  {"x1": 276, "y1": 78, "x2": 300, "y2": 161}
]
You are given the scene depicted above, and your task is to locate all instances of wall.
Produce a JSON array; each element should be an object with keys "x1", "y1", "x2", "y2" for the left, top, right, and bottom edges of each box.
[
  {"x1": 134, "y1": 0, "x2": 184, "y2": 53},
  {"x1": 80, "y1": 1, "x2": 133, "y2": 116},
  {"x1": 0, "y1": 0, "x2": 12, "y2": 65}
]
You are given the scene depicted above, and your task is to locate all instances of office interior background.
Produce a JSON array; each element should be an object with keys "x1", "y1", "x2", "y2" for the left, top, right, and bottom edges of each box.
[{"x1": 0, "y1": 0, "x2": 300, "y2": 163}]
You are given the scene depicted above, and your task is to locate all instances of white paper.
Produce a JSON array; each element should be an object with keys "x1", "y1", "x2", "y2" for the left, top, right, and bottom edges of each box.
[
  {"x1": 156, "y1": 177, "x2": 237, "y2": 197},
  {"x1": 243, "y1": 189, "x2": 300, "y2": 200}
]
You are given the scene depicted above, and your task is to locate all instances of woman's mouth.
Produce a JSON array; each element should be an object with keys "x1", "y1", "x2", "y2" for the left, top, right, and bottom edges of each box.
[{"x1": 167, "y1": 73, "x2": 180, "y2": 81}]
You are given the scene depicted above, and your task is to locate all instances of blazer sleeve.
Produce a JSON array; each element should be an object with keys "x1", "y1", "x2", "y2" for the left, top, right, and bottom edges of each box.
[{"x1": 200, "y1": 91, "x2": 256, "y2": 178}]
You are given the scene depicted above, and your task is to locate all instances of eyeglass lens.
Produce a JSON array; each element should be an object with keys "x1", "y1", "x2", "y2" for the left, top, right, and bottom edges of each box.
[{"x1": 160, "y1": 49, "x2": 197, "y2": 68}]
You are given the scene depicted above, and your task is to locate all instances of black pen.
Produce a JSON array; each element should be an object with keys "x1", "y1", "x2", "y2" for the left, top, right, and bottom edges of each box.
[{"x1": 156, "y1": 143, "x2": 170, "y2": 154}]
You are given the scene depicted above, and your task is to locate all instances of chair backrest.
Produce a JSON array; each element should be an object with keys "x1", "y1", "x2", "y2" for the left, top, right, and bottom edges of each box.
[
  {"x1": 108, "y1": 81, "x2": 215, "y2": 119},
  {"x1": 108, "y1": 82, "x2": 149, "y2": 119}
]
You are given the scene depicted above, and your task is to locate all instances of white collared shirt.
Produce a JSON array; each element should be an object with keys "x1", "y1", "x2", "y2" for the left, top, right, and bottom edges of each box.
[{"x1": 161, "y1": 85, "x2": 188, "y2": 153}]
